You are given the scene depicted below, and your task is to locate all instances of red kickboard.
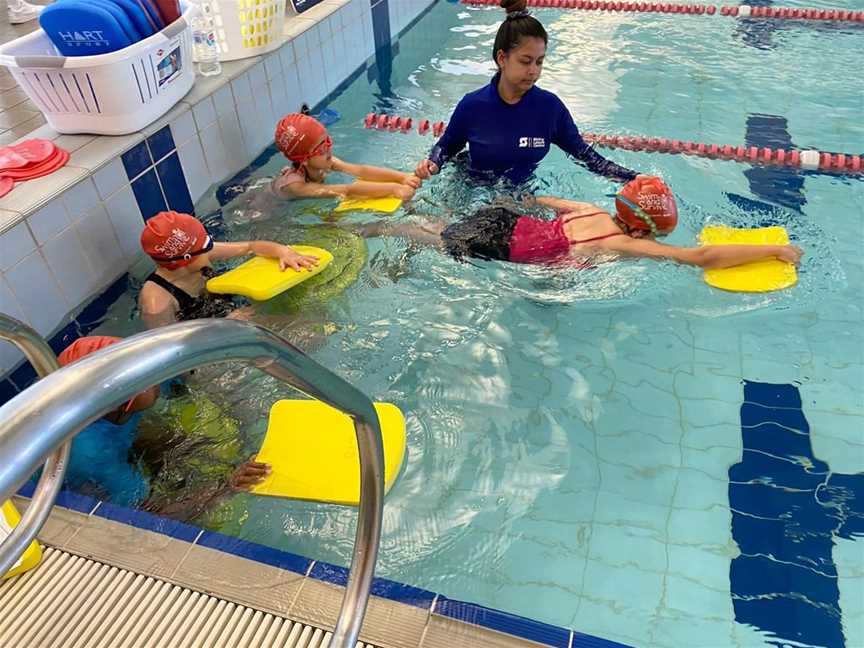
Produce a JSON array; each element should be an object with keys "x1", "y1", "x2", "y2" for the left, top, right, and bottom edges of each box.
[{"x1": 0, "y1": 176, "x2": 14, "y2": 197}]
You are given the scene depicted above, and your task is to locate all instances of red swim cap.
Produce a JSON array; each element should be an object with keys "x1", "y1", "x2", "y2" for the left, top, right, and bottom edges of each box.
[
  {"x1": 615, "y1": 176, "x2": 678, "y2": 235},
  {"x1": 58, "y1": 336, "x2": 144, "y2": 413},
  {"x1": 140, "y1": 211, "x2": 210, "y2": 270},
  {"x1": 58, "y1": 335, "x2": 123, "y2": 367},
  {"x1": 274, "y1": 113, "x2": 331, "y2": 163}
]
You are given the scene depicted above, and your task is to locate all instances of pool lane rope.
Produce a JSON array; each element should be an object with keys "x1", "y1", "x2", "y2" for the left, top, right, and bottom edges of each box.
[
  {"x1": 461, "y1": 0, "x2": 864, "y2": 22},
  {"x1": 363, "y1": 112, "x2": 864, "y2": 175}
]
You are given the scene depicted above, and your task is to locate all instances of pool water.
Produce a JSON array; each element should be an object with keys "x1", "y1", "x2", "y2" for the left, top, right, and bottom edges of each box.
[{"x1": 92, "y1": 3, "x2": 863, "y2": 647}]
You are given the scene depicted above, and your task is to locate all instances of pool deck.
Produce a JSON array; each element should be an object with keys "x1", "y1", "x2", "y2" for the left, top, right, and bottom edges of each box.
[{"x1": 4, "y1": 494, "x2": 583, "y2": 648}]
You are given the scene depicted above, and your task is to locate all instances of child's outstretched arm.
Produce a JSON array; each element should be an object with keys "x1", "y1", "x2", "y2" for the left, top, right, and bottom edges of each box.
[
  {"x1": 602, "y1": 237, "x2": 804, "y2": 269},
  {"x1": 332, "y1": 157, "x2": 421, "y2": 188},
  {"x1": 210, "y1": 241, "x2": 320, "y2": 271},
  {"x1": 275, "y1": 178, "x2": 415, "y2": 201}
]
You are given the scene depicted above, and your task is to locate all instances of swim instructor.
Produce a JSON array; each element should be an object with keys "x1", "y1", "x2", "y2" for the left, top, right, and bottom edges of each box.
[{"x1": 415, "y1": 0, "x2": 639, "y2": 185}]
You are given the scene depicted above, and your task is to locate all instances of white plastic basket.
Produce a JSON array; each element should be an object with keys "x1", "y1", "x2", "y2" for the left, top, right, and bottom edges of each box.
[
  {"x1": 198, "y1": 0, "x2": 286, "y2": 62},
  {"x1": 0, "y1": 6, "x2": 197, "y2": 135}
]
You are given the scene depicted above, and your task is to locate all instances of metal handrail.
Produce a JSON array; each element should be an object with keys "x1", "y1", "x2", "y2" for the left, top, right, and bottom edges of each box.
[
  {"x1": 0, "y1": 318, "x2": 385, "y2": 648},
  {"x1": 0, "y1": 314, "x2": 70, "y2": 580}
]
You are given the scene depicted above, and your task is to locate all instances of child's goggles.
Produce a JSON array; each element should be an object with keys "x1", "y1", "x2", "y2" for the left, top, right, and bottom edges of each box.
[{"x1": 149, "y1": 235, "x2": 214, "y2": 263}]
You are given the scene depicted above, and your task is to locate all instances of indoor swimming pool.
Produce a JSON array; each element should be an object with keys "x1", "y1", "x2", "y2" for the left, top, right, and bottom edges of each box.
[{"x1": 77, "y1": 2, "x2": 863, "y2": 646}]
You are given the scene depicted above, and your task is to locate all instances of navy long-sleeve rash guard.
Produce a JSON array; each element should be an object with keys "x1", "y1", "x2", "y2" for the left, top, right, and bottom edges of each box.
[{"x1": 429, "y1": 75, "x2": 638, "y2": 184}]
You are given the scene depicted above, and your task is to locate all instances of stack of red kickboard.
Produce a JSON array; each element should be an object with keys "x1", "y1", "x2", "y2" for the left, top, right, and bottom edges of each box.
[{"x1": 0, "y1": 139, "x2": 70, "y2": 198}]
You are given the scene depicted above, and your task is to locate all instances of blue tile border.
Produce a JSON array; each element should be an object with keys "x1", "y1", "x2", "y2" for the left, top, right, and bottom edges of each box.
[
  {"x1": 571, "y1": 633, "x2": 634, "y2": 648},
  {"x1": 25, "y1": 485, "x2": 632, "y2": 648},
  {"x1": 434, "y1": 596, "x2": 573, "y2": 648},
  {"x1": 95, "y1": 501, "x2": 201, "y2": 543},
  {"x1": 310, "y1": 560, "x2": 436, "y2": 609},
  {"x1": 54, "y1": 490, "x2": 99, "y2": 514},
  {"x1": 16, "y1": 479, "x2": 36, "y2": 498},
  {"x1": 196, "y1": 530, "x2": 311, "y2": 575}
]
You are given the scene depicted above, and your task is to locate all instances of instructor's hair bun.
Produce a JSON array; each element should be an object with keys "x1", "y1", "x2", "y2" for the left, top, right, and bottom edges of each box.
[{"x1": 500, "y1": 0, "x2": 528, "y2": 13}]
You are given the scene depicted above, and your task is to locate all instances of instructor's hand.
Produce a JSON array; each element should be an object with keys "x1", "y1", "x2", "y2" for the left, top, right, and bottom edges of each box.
[{"x1": 415, "y1": 159, "x2": 439, "y2": 180}]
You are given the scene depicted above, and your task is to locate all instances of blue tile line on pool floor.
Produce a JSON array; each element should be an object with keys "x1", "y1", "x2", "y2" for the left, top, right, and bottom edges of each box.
[
  {"x1": 730, "y1": 381, "x2": 863, "y2": 648},
  {"x1": 14, "y1": 482, "x2": 632, "y2": 648}
]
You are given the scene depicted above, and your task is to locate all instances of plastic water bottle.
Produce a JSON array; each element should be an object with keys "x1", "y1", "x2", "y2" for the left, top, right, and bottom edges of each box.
[{"x1": 190, "y1": 1, "x2": 221, "y2": 77}]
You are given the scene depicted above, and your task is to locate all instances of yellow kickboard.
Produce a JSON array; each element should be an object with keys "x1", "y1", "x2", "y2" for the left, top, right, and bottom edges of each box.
[
  {"x1": 1, "y1": 500, "x2": 42, "y2": 579},
  {"x1": 333, "y1": 197, "x2": 403, "y2": 214},
  {"x1": 251, "y1": 400, "x2": 407, "y2": 506},
  {"x1": 206, "y1": 246, "x2": 333, "y2": 301},
  {"x1": 699, "y1": 226, "x2": 797, "y2": 293}
]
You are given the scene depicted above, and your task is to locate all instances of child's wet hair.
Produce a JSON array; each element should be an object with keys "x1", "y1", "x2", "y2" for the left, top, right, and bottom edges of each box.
[
  {"x1": 493, "y1": 0, "x2": 548, "y2": 67},
  {"x1": 441, "y1": 207, "x2": 521, "y2": 262}
]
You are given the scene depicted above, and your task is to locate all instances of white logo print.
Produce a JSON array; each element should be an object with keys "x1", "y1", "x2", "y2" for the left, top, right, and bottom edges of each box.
[
  {"x1": 518, "y1": 137, "x2": 546, "y2": 149},
  {"x1": 154, "y1": 227, "x2": 196, "y2": 257}
]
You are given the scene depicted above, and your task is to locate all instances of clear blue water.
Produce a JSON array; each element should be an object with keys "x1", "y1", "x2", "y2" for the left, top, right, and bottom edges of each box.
[{"x1": 93, "y1": 3, "x2": 863, "y2": 646}]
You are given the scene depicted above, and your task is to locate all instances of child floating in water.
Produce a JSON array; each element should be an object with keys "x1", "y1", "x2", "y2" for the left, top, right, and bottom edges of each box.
[
  {"x1": 361, "y1": 176, "x2": 803, "y2": 269},
  {"x1": 272, "y1": 113, "x2": 422, "y2": 201},
  {"x1": 139, "y1": 210, "x2": 319, "y2": 329},
  {"x1": 54, "y1": 335, "x2": 270, "y2": 517}
]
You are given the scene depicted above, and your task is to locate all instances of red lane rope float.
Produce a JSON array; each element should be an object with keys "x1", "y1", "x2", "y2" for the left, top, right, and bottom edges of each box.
[
  {"x1": 460, "y1": 0, "x2": 864, "y2": 22},
  {"x1": 363, "y1": 112, "x2": 864, "y2": 174}
]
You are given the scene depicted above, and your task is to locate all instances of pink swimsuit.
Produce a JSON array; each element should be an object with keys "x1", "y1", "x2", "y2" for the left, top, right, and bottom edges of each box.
[{"x1": 508, "y1": 211, "x2": 619, "y2": 263}]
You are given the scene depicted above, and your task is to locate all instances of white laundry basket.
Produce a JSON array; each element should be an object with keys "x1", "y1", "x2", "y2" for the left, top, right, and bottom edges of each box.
[
  {"x1": 197, "y1": 0, "x2": 286, "y2": 62},
  {"x1": 0, "y1": 6, "x2": 197, "y2": 135}
]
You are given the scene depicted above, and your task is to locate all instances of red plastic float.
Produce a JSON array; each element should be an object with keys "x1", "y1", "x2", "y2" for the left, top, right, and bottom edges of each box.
[
  {"x1": 363, "y1": 113, "x2": 863, "y2": 175},
  {"x1": 461, "y1": 0, "x2": 862, "y2": 21}
]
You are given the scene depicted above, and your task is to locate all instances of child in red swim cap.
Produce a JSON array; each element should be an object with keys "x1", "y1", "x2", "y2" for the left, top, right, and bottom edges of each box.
[
  {"x1": 272, "y1": 113, "x2": 422, "y2": 201},
  {"x1": 54, "y1": 335, "x2": 270, "y2": 512},
  {"x1": 139, "y1": 211, "x2": 319, "y2": 328},
  {"x1": 359, "y1": 176, "x2": 803, "y2": 270}
]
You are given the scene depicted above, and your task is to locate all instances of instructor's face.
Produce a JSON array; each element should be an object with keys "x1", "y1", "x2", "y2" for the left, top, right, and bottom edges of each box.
[{"x1": 498, "y1": 37, "x2": 546, "y2": 92}]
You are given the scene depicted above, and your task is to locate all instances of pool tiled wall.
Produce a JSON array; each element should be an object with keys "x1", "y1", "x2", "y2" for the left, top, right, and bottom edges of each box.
[{"x1": 0, "y1": 0, "x2": 437, "y2": 400}]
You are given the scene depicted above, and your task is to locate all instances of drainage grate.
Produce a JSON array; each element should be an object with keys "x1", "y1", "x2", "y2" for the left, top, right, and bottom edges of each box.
[{"x1": 0, "y1": 547, "x2": 378, "y2": 648}]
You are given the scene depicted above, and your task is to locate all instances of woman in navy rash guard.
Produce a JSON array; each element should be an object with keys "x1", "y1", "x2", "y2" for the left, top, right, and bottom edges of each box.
[{"x1": 415, "y1": 0, "x2": 639, "y2": 185}]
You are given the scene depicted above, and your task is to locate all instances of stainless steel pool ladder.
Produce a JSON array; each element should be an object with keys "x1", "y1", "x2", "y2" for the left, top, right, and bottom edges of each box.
[{"x1": 0, "y1": 314, "x2": 385, "y2": 648}]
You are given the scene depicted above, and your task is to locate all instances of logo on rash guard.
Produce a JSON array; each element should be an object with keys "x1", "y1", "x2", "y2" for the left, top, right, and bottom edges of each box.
[{"x1": 518, "y1": 137, "x2": 546, "y2": 148}]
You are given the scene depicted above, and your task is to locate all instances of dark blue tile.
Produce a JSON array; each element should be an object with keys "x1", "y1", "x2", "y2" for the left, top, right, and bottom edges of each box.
[
  {"x1": 434, "y1": 596, "x2": 572, "y2": 648},
  {"x1": 75, "y1": 275, "x2": 130, "y2": 334},
  {"x1": 309, "y1": 561, "x2": 436, "y2": 609},
  {"x1": 122, "y1": 141, "x2": 152, "y2": 180},
  {"x1": 16, "y1": 479, "x2": 35, "y2": 498},
  {"x1": 571, "y1": 632, "x2": 634, "y2": 648},
  {"x1": 55, "y1": 490, "x2": 99, "y2": 513},
  {"x1": 131, "y1": 169, "x2": 167, "y2": 221},
  {"x1": 156, "y1": 153, "x2": 194, "y2": 214},
  {"x1": 371, "y1": 0, "x2": 391, "y2": 52},
  {"x1": 48, "y1": 321, "x2": 81, "y2": 356},
  {"x1": 95, "y1": 501, "x2": 200, "y2": 542},
  {"x1": 196, "y1": 531, "x2": 311, "y2": 575},
  {"x1": 0, "y1": 378, "x2": 19, "y2": 407},
  {"x1": 147, "y1": 125, "x2": 176, "y2": 163},
  {"x1": 9, "y1": 361, "x2": 36, "y2": 392}
]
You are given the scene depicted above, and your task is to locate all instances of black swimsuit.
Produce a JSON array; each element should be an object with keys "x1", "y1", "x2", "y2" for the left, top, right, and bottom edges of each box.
[{"x1": 144, "y1": 268, "x2": 236, "y2": 321}]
